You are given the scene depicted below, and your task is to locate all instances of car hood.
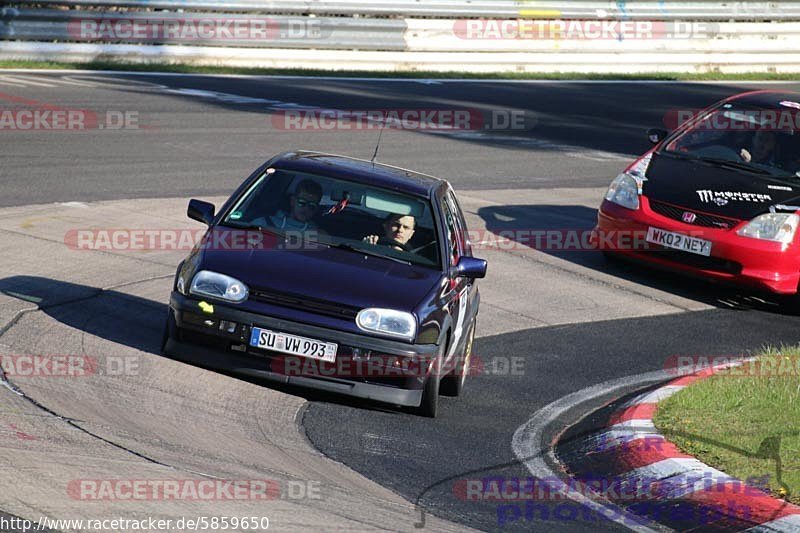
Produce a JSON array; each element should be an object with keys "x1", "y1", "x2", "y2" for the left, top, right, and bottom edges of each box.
[
  {"x1": 198, "y1": 235, "x2": 441, "y2": 312},
  {"x1": 643, "y1": 152, "x2": 800, "y2": 220}
]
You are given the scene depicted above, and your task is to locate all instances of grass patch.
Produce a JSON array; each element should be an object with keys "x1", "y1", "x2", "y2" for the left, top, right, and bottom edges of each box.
[
  {"x1": 2, "y1": 59, "x2": 800, "y2": 81},
  {"x1": 653, "y1": 346, "x2": 800, "y2": 504}
]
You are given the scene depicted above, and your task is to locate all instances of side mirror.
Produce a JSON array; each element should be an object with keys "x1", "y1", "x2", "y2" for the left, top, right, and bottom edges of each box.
[
  {"x1": 647, "y1": 128, "x2": 669, "y2": 145},
  {"x1": 188, "y1": 199, "x2": 215, "y2": 226},
  {"x1": 450, "y1": 256, "x2": 487, "y2": 279}
]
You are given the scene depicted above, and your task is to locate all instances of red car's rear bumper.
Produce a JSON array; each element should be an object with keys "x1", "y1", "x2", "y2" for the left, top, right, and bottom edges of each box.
[{"x1": 595, "y1": 197, "x2": 800, "y2": 295}]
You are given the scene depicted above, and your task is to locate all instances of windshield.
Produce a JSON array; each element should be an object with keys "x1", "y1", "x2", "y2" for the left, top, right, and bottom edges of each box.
[
  {"x1": 663, "y1": 103, "x2": 800, "y2": 178},
  {"x1": 221, "y1": 168, "x2": 440, "y2": 268}
]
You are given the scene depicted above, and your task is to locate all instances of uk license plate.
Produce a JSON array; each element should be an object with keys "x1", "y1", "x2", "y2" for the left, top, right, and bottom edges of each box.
[
  {"x1": 646, "y1": 227, "x2": 712, "y2": 256},
  {"x1": 249, "y1": 327, "x2": 337, "y2": 362}
]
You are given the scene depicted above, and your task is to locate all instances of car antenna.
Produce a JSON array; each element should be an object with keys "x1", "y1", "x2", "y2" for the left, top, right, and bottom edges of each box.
[{"x1": 371, "y1": 113, "x2": 387, "y2": 166}]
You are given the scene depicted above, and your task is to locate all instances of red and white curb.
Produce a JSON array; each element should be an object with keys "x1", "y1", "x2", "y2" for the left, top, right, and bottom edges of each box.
[{"x1": 565, "y1": 364, "x2": 800, "y2": 531}]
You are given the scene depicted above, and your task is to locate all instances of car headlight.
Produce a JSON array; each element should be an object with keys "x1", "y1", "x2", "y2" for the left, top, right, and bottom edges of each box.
[
  {"x1": 604, "y1": 173, "x2": 640, "y2": 210},
  {"x1": 356, "y1": 308, "x2": 416, "y2": 341},
  {"x1": 189, "y1": 270, "x2": 249, "y2": 303},
  {"x1": 177, "y1": 275, "x2": 187, "y2": 295},
  {"x1": 176, "y1": 252, "x2": 201, "y2": 296},
  {"x1": 737, "y1": 213, "x2": 800, "y2": 244}
]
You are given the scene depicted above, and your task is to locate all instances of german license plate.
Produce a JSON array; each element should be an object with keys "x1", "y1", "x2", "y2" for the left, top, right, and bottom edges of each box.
[
  {"x1": 249, "y1": 327, "x2": 337, "y2": 362},
  {"x1": 646, "y1": 227, "x2": 712, "y2": 256}
]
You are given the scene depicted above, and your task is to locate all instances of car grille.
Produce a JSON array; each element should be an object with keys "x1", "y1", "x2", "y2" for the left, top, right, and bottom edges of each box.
[
  {"x1": 651, "y1": 250, "x2": 742, "y2": 274},
  {"x1": 649, "y1": 200, "x2": 740, "y2": 230},
  {"x1": 249, "y1": 287, "x2": 359, "y2": 320}
]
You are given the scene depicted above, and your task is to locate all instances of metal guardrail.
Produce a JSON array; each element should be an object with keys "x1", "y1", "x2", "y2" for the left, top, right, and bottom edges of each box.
[
  {"x1": 406, "y1": 19, "x2": 800, "y2": 53},
  {"x1": 0, "y1": 8, "x2": 408, "y2": 49},
  {"x1": 4, "y1": 41, "x2": 800, "y2": 74},
  {"x1": 3, "y1": 8, "x2": 799, "y2": 53},
  {"x1": 3, "y1": 2, "x2": 800, "y2": 72},
  {"x1": 17, "y1": 0, "x2": 800, "y2": 20}
]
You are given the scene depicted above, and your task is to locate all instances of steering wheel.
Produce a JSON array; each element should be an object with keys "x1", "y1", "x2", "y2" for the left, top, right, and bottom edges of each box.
[
  {"x1": 409, "y1": 240, "x2": 437, "y2": 254},
  {"x1": 377, "y1": 236, "x2": 412, "y2": 252}
]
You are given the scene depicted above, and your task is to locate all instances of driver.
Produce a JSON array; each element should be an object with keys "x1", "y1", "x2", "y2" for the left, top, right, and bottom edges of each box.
[
  {"x1": 363, "y1": 213, "x2": 416, "y2": 252},
  {"x1": 740, "y1": 130, "x2": 778, "y2": 166}
]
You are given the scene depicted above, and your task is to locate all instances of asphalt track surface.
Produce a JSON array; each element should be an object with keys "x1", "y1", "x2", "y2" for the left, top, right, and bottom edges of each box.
[
  {"x1": 2, "y1": 72, "x2": 800, "y2": 532},
  {"x1": 5, "y1": 72, "x2": 785, "y2": 207}
]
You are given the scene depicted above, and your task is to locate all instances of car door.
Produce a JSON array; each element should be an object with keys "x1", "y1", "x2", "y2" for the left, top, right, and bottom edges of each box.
[{"x1": 440, "y1": 188, "x2": 470, "y2": 361}]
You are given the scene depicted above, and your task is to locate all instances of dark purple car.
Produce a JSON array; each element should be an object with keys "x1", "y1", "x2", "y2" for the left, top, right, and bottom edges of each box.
[{"x1": 162, "y1": 151, "x2": 486, "y2": 417}]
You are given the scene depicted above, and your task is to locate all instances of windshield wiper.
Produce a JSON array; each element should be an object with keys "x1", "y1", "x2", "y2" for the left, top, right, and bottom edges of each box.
[
  {"x1": 332, "y1": 243, "x2": 411, "y2": 265},
  {"x1": 661, "y1": 150, "x2": 697, "y2": 161},
  {"x1": 220, "y1": 220, "x2": 268, "y2": 231},
  {"x1": 696, "y1": 157, "x2": 772, "y2": 175}
]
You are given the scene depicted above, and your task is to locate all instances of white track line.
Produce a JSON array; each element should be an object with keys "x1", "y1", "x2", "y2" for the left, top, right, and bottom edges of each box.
[
  {"x1": 620, "y1": 385, "x2": 686, "y2": 407},
  {"x1": 604, "y1": 419, "x2": 657, "y2": 430},
  {"x1": 47, "y1": 76, "x2": 103, "y2": 87},
  {"x1": 61, "y1": 75, "x2": 167, "y2": 90},
  {"x1": 523, "y1": 357, "x2": 796, "y2": 531},
  {"x1": 511, "y1": 368, "x2": 675, "y2": 532},
  {"x1": 582, "y1": 429, "x2": 666, "y2": 453},
  {"x1": 745, "y1": 514, "x2": 800, "y2": 532},
  {"x1": 0, "y1": 75, "x2": 57, "y2": 87},
  {"x1": 0, "y1": 76, "x2": 29, "y2": 87}
]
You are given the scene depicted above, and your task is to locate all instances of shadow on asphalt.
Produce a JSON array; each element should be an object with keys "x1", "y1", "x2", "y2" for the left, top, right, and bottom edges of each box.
[
  {"x1": 3, "y1": 276, "x2": 799, "y2": 531},
  {"x1": 0, "y1": 275, "x2": 407, "y2": 415},
  {"x1": 75, "y1": 70, "x2": 789, "y2": 156},
  {"x1": 476, "y1": 203, "x2": 792, "y2": 314}
]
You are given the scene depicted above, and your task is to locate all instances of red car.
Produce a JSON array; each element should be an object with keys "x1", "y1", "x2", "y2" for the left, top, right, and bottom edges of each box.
[{"x1": 595, "y1": 90, "x2": 800, "y2": 300}]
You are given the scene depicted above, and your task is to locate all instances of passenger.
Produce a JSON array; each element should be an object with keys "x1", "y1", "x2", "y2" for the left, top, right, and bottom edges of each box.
[
  {"x1": 256, "y1": 179, "x2": 323, "y2": 232},
  {"x1": 363, "y1": 213, "x2": 416, "y2": 252}
]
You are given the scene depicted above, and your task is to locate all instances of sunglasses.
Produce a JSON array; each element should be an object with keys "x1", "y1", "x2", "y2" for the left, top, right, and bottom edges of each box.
[{"x1": 295, "y1": 198, "x2": 319, "y2": 209}]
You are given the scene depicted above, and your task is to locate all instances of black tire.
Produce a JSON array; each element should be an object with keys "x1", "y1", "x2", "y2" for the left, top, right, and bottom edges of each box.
[
  {"x1": 160, "y1": 308, "x2": 178, "y2": 354},
  {"x1": 782, "y1": 289, "x2": 800, "y2": 315},
  {"x1": 441, "y1": 322, "x2": 475, "y2": 397},
  {"x1": 417, "y1": 347, "x2": 444, "y2": 418}
]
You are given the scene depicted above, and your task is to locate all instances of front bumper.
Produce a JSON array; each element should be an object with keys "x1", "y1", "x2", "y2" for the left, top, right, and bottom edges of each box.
[
  {"x1": 166, "y1": 292, "x2": 439, "y2": 407},
  {"x1": 595, "y1": 198, "x2": 800, "y2": 295}
]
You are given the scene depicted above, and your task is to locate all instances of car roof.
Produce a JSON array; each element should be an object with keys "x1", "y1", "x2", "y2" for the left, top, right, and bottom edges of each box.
[
  {"x1": 269, "y1": 151, "x2": 445, "y2": 198},
  {"x1": 726, "y1": 90, "x2": 800, "y2": 109}
]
